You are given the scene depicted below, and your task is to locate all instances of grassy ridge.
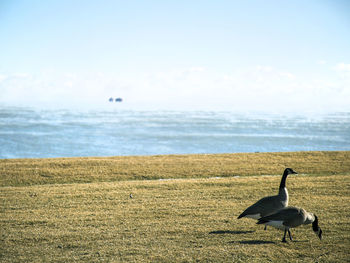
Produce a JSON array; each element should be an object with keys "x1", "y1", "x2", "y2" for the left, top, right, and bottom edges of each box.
[
  {"x1": 1, "y1": 151, "x2": 350, "y2": 262},
  {"x1": 1, "y1": 151, "x2": 349, "y2": 186}
]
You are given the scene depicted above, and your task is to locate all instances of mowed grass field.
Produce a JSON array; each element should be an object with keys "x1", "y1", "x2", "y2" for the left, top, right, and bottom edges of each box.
[{"x1": 1, "y1": 151, "x2": 350, "y2": 262}]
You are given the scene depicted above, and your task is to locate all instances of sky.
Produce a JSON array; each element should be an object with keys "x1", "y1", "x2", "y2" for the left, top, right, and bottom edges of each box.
[{"x1": 0, "y1": 0, "x2": 350, "y2": 112}]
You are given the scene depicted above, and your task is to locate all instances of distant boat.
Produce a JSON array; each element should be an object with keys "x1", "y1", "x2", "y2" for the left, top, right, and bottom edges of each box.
[{"x1": 109, "y1": 97, "x2": 123, "y2": 103}]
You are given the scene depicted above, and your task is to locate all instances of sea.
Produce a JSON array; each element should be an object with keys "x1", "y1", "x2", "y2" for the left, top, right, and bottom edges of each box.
[{"x1": 1, "y1": 106, "x2": 349, "y2": 159}]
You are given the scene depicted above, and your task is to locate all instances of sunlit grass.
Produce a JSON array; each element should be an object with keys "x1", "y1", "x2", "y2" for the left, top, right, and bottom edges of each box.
[
  {"x1": 1, "y1": 151, "x2": 349, "y2": 186},
  {"x1": 1, "y1": 151, "x2": 350, "y2": 262}
]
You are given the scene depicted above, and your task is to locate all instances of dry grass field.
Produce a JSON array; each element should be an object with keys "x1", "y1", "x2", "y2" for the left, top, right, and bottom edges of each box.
[{"x1": 1, "y1": 151, "x2": 350, "y2": 262}]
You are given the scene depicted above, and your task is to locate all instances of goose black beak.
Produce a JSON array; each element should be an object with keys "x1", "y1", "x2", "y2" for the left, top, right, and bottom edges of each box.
[
  {"x1": 317, "y1": 228, "x2": 323, "y2": 240},
  {"x1": 312, "y1": 215, "x2": 322, "y2": 240},
  {"x1": 313, "y1": 225, "x2": 322, "y2": 240}
]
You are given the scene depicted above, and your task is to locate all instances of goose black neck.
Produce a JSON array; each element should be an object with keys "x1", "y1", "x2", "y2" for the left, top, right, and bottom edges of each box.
[
  {"x1": 312, "y1": 215, "x2": 319, "y2": 232},
  {"x1": 279, "y1": 170, "x2": 289, "y2": 189}
]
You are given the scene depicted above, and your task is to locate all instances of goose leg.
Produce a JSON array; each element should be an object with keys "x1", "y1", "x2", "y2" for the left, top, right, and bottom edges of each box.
[
  {"x1": 282, "y1": 229, "x2": 287, "y2": 243},
  {"x1": 264, "y1": 225, "x2": 267, "y2": 230},
  {"x1": 288, "y1": 229, "x2": 293, "y2": 241}
]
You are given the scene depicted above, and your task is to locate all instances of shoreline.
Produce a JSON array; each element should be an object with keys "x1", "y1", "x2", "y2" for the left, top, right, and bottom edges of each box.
[{"x1": 1, "y1": 149, "x2": 349, "y2": 160}]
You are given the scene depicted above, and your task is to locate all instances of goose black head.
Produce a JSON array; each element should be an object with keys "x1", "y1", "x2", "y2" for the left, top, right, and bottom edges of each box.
[
  {"x1": 284, "y1": 168, "x2": 298, "y2": 176},
  {"x1": 312, "y1": 215, "x2": 322, "y2": 240}
]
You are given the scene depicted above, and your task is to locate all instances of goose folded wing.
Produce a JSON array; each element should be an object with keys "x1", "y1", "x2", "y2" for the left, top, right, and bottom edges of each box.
[
  {"x1": 247, "y1": 195, "x2": 283, "y2": 214},
  {"x1": 257, "y1": 207, "x2": 302, "y2": 225}
]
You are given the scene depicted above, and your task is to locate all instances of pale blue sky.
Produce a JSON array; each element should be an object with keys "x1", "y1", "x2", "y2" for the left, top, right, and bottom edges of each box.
[{"x1": 0, "y1": 0, "x2": 349, "y2": 112}]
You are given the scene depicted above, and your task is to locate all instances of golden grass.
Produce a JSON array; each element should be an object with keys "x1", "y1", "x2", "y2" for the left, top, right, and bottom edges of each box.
[
  {"x1": 1, "y1": 151, "x2": 349, "y2": 187},
  {"x1": 1, "y1": 151, "x2": 350, "y2": 262}
]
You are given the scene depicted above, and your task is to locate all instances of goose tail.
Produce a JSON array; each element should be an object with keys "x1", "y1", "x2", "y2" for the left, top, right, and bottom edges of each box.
[
  {"x1": 237, "y1": 212, "x2": 246, "y2": 219},
  {"x1": 257, "y1": 218, "x2": 269, "y2": 225}
]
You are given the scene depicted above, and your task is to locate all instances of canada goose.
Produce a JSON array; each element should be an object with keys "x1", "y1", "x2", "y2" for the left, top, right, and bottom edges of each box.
[
  {"x1": 257, "y1": 206, "x2": 323, "y2": 242},
  {"x1": 237, "y1": 168, "x2": 297, "y2": 229}
]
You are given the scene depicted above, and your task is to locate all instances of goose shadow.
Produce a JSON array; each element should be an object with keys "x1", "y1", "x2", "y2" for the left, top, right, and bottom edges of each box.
[
  {"x1": 230, "y1": 240, "x2": 275, "y2": 245},
  {"x1": 209, "y1": 230, "x2": 255, "y2": 235}
]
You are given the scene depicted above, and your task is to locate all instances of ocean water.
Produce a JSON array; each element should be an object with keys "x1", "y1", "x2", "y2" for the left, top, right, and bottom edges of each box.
[{"x1": 0, "y1": 107, "x2": 349, "y2": 159}]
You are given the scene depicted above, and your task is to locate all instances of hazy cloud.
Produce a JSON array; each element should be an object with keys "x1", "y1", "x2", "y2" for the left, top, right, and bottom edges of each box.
[
  {"x1": 1, "y1": 65, "x2": 349, "y2": 112},
  {"x1": 0, "y1": 74, "x2": 7, "y2": 83},
  {"x1": 334, "y1": 63, "x2": 350, "y2": 72}
]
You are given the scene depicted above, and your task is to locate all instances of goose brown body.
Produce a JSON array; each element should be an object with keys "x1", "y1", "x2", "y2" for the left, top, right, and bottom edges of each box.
[
  {"x1": 257, "y1": 206, "x2": 323, "y2": 242},
  {"x1": 237, "y1": 168, "x2": 297, "y2": 221}
]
